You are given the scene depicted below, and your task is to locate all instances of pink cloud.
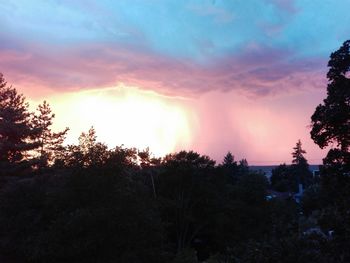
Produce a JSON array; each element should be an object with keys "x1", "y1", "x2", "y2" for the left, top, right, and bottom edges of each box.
[{"x1": 0, "y1": 38, "x2": 327, "y2": 100}]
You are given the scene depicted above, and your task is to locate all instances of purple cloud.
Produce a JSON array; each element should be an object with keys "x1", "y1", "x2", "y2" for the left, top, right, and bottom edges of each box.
[{"x1": 0, "y1": 36, "x2": 327, "y2": 98}]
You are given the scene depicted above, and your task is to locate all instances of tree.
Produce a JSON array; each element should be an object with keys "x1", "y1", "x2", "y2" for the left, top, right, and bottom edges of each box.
[
  {"x1": 60, "y1": 127, "x2": 110, "y2": 168},
  {"x1": 78, "y1": 127, "x2": 112, "y2": 168},
  {"x1": 271, "y1": 141, "x2": 312, "y2": 192},
  {"x1": 219, "y1": 151, "x2": 238, "y2": 183},
  {"x1": 309, "y1": 40, "x2": 350, "y2": 208},
  {"x1": 138, "y1": 148, "x2": 161, "y2": 199},
  {"x1": 237, "y1": 158, "x2": 249, "y2": 177},
  {"x1": 222, "y1": 152, "x2": 235, "y2": 167},
  {"x1": 292, "y1": 140, "x2": 307, "y2": 165},
  {"x1": 158, "y1": 151, "x2": 217, "y2": 254},
  {"x1": 310, "y1": 40, "x2": 350, "y2": 170},
  {"x1": 270, "y1": 163, "x2": 291, "y2": 192},
  {"x1": 0, "y1": 73, "x2": 40, "y2": 175},
  {"x1": 291, "y1": 140, "x2": 312, "y2": 187},
  {"x1": 78, "y1": 126, "x2": 97, "y2": 155},
  {"x1": 309, "y1": 41, "x2": 350, "y2": 260},
  {"x1": 32, "y1": 101, "x2": 68, "y2": 167}
]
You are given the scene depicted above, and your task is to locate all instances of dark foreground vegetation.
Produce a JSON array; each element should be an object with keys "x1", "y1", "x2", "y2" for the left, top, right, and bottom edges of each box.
[{"x1": 0, "y1": 41, "x2": 349, "y2": 262}]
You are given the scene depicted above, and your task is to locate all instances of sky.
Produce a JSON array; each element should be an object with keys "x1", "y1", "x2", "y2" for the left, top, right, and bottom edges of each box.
[{"x1": 0, "y1": 0, "x2": 349, "y2": 164}]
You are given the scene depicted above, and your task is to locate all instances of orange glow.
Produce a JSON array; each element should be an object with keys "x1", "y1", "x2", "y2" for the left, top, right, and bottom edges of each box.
[{"x1": 29, "y1": 85, "x2": 193, "y2": 157}]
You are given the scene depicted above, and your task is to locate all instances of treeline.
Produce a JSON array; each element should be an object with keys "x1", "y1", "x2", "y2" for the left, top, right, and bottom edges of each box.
[{"x1": 0, "y1": 40, "x2": 349, "y2": 263}]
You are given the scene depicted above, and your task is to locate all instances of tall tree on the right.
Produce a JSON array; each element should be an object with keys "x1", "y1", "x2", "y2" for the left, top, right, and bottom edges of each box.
[
  {"x1": 309, "y1": 40, "x2": 350, "y2": 263},
  {"x1": 310, "y1": 40, "x2": 350, "y2": 174}
]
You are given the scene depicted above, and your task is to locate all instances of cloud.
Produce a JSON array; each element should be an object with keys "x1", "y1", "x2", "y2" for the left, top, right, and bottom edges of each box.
[
  {"x1": 188, "y1": 4, "x2": 235, "y2": 24},
  {"x1": 266, "y1": 0, "x2": 298, "y2": 14},
  {"x1": 0, "y1": 34, "x2": 327, "y2": 98}
]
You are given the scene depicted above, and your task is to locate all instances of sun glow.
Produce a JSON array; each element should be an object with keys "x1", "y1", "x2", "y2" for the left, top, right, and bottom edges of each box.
[{"x1": 30, "y1": 85, "x2": 193, "y2": 157}]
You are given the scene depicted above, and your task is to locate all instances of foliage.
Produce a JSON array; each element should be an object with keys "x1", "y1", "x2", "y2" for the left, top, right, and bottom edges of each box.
[
  {"x1": 157, "y1": 151, "x2": 217, "y2": 255},
  {"x1": 270, "y1": 163, "x2": 292, "y2": 192},
  {"x1": 307, "y1": 40, "x2": 350, "y2": 262},
  {"x1": 271, "y1": 140, "x2": 313, "y2": 192},
  {"x1": 291, "y1": 140, "x2": 313, "y2": 187},
  {"x1": 172, "y1": 249, "x2": 198, "y2": 263},
  {"x1": 310, "y1": 40, "x2": 350, "y2": 153},
  {"x1": 32, "y1": 100, "x2": 68, "y2": 168},
  {"x1": 0, "y1": 170, "x2": 165, "y2": 263},
  {"x1": 0, "y1": 74, "x2": 41, "y2": 175}
]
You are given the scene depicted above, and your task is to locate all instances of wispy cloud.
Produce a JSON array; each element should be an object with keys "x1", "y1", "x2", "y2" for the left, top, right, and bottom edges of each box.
[
  {"x1": 0, "y1": 35, "x2": 327, "y2": 98},
  {"x1": 188, "y1": 4, "x2": 235, "y2": 24},
  {"x1": 266, "y1": 0, "x2": 298, "y2": 14}
]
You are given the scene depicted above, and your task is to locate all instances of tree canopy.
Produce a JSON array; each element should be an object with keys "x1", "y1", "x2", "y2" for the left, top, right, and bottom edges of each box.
[
  {"x1": 33, "y1": 101, "x2": 68, "y2": 167},
  {"x1": 310, "y1": 40, "x2": 350, "y2": 160},
  {"x1": 0, "y1": 74, "x2": 40, "y2": 175}
]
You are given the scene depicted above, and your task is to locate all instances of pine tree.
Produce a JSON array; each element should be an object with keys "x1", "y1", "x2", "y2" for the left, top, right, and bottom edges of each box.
[
  {"x1": 221, "y1": 151, "x2": 238, "y2": 182},
  {"x1": 33, "y1": 101, "x2": 68, "y2": 167},
  {"x1": 223, "y1": 151, "x2": 235, "y2": 167},
  {"x1": 0, "y1": 73, "x2": 40, "y2": 175},
  {"x1": 291, "y1": 140, "x2": 312, "y2": 187},
  {"x1": 292, "y1": 139, "x2": 307, "y2": 165}
]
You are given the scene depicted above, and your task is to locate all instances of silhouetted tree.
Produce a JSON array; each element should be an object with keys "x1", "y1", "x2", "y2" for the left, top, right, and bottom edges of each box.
[
  {"x1": 138, "y1": 148, "x2": 161, "y2": 199},
  {"x1": 222, "y1": 152, "x2": 235, "y2": 167},
  {"x1": 32, "y1": 101, "x2": 68, "y2": 168},
  {"x1": 158, "y1": 151, "x2": 217, "y2": 255},
  {"x1": 309, "y1": 40, "x2": 350, "y2": 207},
  {"x1": 237, "y1": 158, "x2": 249, "y2": 177},
  {"x1": 58, "y1": 127, "x2": 110, "y2": 168},
  {"x1": 219, "y1": 151, "x2": 238, "y2": 183},
  {"x1": 270, "y1": 163, "x2": 291, "y2": 192},
  {"x1": 291, "y1": 140, "x2": 313, "y2": 187},
  {"x1": 77, "y1": 127, "x2": 109, "y2": 167},
  {"x1": 271, "y1": 141, "x2": 312, "y2": 192},
  {"x1": 0, "y1": 73, "x2": 40, "y2": 175},
  {"x1": 308, "y1": 40, "x2": 350, "y2": 262},
  {"x1": 292, "y1": 140, "x2": 307, "y2": 165},
  {"x1": 310, "y1": 40, "x2": 350, "y2": 172}
]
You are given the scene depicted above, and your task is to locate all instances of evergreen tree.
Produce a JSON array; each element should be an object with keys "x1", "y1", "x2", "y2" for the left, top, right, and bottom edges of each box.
[
  {"x1": 33, "y1": 100, "x2": 68, "y2": 167},
  {"x1": 237, "y1": 158, "x2": 249, "y2": 176},
  {"x1": 290, "y1": 140, "x2": 312, "y2": 188},
  {"x1": 292, "y1": 140, "x2": 307, "y2": 166},
  {"x1": 0, "y1": 73, "x2": 40, "y2": 175},
  {"x1": 220, "y1": 151, "x2": 238, "y2": 183},
  {"x1": 223, "y1": 151, "x2": 235, "y2": 167}
]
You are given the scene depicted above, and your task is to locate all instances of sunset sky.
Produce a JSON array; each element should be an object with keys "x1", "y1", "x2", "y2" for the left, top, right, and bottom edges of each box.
[{"x1": 1, "y1": 0, "x2": 349, "y2": 164}]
